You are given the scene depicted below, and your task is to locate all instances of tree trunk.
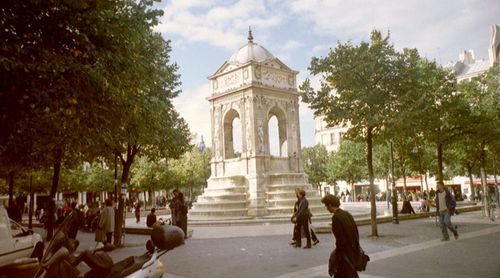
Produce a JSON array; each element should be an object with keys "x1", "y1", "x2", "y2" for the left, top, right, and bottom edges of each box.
[
  {"x1": 8, "y1": 171, "x2": 14, "y2": 208},
  {"x1": 114, "y1": 145, "x2": 138, "y2": 247},
  {"x1": 366, "y1": 127, "x2": 378, "y2": 237},
  {"x1": 467, "y1": 165, "x2": 476, "y2": 201},
  {"x1": 479, "y1": 142, "x2": 489, "y2": 217},
  {"x1": 399, "y1": 151, "x2": 407, "y2": 197},
  {"x1": 437, "y1": 142, "x2": 444, "y2": 183},
  {"x1": 424, "y1": 172, "x2": 429, "y2": 192},
  {"x1": 47, "y1": 147, "x2": 63, "y2": 241}
]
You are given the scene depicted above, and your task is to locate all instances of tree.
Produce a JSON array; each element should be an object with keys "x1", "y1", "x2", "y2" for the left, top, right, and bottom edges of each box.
[
  {"x1": 99, "y1": 1, "x2": 192, "y2": 246},
  {"x1": 302, "y1": 145, "x2": 330, "y2": 192},
  {"x1": 301, "y1": 30, "x2": 402, "y2": 237},
  {"x1": 397, "y1": 57, "x2": 460, "y2": 183},
  {"x1": 326, "y1": 140, "x2": 367, "y2": 193},
  {"x1": 1, "y1": 0, "x2": 191, "y2": 242},
  {"x1": 1, "y1": 0, "x2": 132, "y2": 239},
  {"x1": 456, "y1": 64, "x2": 500, "y2": 214}
]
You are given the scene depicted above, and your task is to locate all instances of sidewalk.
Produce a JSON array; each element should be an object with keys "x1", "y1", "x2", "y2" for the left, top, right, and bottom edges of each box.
[
  {"x1": 31, "y1": 207, "x2": 499, "y2": 277},
  {"x1": 274, "y1": 208, "x2": 500, "y2": 278},
  {"x1": 123, "y1": 204, "x2": 481, "y2": 238},
  {"x1": 159, "y1": 208, "x2": 500, "y2": 278}
]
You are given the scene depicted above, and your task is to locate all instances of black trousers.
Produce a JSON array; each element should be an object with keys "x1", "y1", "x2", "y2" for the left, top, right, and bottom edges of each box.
[
  {"x1": 295, "y1": 217, "x2": 311, "y2": 247},
  {"x1": 293, "y1": 223, "x2": 317, "y2": 242},
  {"x1": 106, "y1": 232, "x2": 112, "y2": 244}
]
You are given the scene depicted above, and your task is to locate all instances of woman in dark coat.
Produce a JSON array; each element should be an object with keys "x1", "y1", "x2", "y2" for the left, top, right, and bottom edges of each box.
[{"x1": 172, "y1": 191, "x2": 188, "y2": 238}]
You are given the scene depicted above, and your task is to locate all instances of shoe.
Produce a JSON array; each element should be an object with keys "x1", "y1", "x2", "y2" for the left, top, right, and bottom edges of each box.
[
  {"x1": 313, "y1": 240, "x2": 320, "y2": 246},
  {"x1": 454, "y1": 233, "x2": 459, "y2": 240},
  {"x1": 441, "y1": 237, "x2": 450, "y2": 241},
  {"x1": 289, "y1": 240, "x2": 297, "y2": 245},
  {"x1": 293, "y1": 244, "x2": 301, "y2": 248},
  {"x1": 303, "y1": 246, "x2": 311, "y2": 249}
]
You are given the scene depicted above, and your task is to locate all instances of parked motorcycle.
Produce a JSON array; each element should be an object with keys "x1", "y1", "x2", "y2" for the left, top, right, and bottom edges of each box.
[{"x1": 32, "y1": 213, "x2": 185, "y2": 278}]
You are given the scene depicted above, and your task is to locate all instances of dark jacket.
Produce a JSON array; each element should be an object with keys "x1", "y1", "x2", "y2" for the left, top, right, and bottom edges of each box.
[
  {"x1": 331, "y1": 208, "x2": 360, "y2": 278},
  {"x1": 296, "y1": 198, "x2": 309, "y2": 220},
  {"x1": 146, "y1": 213, "x2": 157, "y2": 227},
  {"x1": 435, "y1": 188, "x2": 456, "y2": 214}
]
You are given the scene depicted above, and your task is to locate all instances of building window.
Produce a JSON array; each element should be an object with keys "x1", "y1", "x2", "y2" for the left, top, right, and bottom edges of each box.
[
  {"x1": 321, "y1": 134, "x2": 329, "y2": 145},
  {"x1": 324, "y1": 186, "x2": 330, "y2": 196},
  {"x1": 330, "y1": 133, "x2": 336, "y2": 145},
  {"x1": 339, "y1": 132, "x2": 345, "y2": 144}
]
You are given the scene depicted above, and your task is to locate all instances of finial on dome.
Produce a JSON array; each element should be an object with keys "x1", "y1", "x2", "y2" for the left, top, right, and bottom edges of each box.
[{"x1": 248, "y1": 26, "x2": 253, "y2": 43}]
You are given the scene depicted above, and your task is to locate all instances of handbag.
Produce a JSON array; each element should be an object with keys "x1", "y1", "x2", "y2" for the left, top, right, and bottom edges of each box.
[{"x1": 353, "y1": 247, "x2": 370, "y2": 271}]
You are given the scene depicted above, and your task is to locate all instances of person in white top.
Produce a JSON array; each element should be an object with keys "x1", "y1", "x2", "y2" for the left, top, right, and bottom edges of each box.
[{"x1": 434, "y1": 181, "x2": 458, "y2": 241}]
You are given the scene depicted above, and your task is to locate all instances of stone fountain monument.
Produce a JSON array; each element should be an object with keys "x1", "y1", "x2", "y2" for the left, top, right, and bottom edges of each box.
[{"x1": 189, "y1": 31, "x2": 325, "y2": 221}]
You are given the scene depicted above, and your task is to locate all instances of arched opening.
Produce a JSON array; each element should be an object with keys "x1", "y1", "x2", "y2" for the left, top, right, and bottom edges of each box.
[
  {"x1": 268, "y1": 107, "x2": 287, "y2": 157},
  {"x1": 268, "y1": 116, "x2": 279, "y2": 156},
  {"x1": 232, "y1": 118, "x2": 242, "y2": 156},
  {"x1": 223, "y1": 109, "x2": 242, "y2": 159}
]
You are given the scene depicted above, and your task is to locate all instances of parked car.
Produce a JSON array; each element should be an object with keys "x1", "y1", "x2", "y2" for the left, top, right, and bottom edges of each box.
[{"x1": 0, "y1": 206, "x2": 44, "y2": 268}]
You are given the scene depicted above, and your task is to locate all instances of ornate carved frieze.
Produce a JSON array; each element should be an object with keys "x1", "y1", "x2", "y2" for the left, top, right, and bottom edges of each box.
[
  {"x1": 262, "y1": 68, "x2": 287, "y2": 87},
  {"x1": 257, "y1": 119, "x2": 265, "y2": 154},
  {"x1": 254, "y1": 66, "x2": 262, "y2": 79}
]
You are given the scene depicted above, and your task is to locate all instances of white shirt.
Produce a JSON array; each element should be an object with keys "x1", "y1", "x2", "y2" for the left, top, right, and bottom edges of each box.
[{"x1": 437, "y1": 191, "x2": 447, "y2": 212}]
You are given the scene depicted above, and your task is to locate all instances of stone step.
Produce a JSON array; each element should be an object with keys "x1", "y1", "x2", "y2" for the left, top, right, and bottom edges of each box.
[
  {"x1": 266, "y1": 192, "x2": 321, "y2": 200},
  {"x1": 266, "y1": 205, "x2": 325, "y2": 215},
  {"x1": 193, "y1": 200, "x2": 248, "y2": 210},
  {"x1": 266, "y1": 184, "x2": 316, "y2": 190},
  {"x1": 202, "y1": 187, "x2": 248, "y2": 195},
  {"x1": 197, "y1": 193, "x2": 248, "y2": 202},
  {"x1": 266, "y1": 198, "x2": 322, "y2": 206},
  {"x1": 189, "y1": 208, "x2": 250, "y2": 218}
]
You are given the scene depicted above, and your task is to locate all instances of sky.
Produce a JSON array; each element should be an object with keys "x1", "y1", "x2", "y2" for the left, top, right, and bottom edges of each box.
[{"x1": 154, "y1": 0, "x2": 499, "y2": 148}]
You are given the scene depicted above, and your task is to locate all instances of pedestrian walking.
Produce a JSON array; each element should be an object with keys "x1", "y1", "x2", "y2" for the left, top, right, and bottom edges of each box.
[
  {"x1": 68, "y1": 201, "x2": 82, "y2": 239},
  {"x1": 98, "y1": 199, "x2": 115, "y2": 244},
  {"x1": 400, "y1": 197, "x2": 416, "y2": 214},
  {"x1": 291, "y1": 189, "x2": 311, "y2": 248},
  {"x1": 322, "y1": 194, "x2": 360, "y2": 278},
  {"x1": 290, "y1": 188, "x2": 318, "y2": 247},
  {"x1": 434, "y1": 181, "x2": 458, "y2": 241},
  {"x1": 147, "y1": 208, "x2": 157, "y2": 227},
  {"x1": 134, "y1": 201, "x2": 141, "y2": 223},
  {"x1": 487, "y1": 186, "x2": 497, "y2": 221}
]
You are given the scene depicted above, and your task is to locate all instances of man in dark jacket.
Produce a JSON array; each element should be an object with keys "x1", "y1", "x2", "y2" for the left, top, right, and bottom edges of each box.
[
  {"x1": 292, "y1": 189, "x2": 311, "y2": 248},
  {"x1": 147, "y1": 208, "x2": 157, "y2": 227},
  {"x1": 435, "y1": 181, "x2": 458, "y2": 241},
  {"x1": 322, "y1": 194, "x2": 359, "y2": 278}
]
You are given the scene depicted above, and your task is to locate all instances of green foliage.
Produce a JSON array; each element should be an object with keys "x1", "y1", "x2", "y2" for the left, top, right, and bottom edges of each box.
[
  {"x1": 326, "y1": 140, "x2": 367, "y2": 187},
  {"x1": 130, "y1": 156, "x2": 170, "y2": 192},
  {"x1": 167, "y1": 147, "x2": 211, "y2": 191},
  {"x1": 302, "y1": 145, "x2": 330, "y2": 189},
  {"x1": 81, "y1": 162, "x2": 115, "y2": 193},
  {"x1": 301, "y1": 30, "x2": 399, "y2": 139}
]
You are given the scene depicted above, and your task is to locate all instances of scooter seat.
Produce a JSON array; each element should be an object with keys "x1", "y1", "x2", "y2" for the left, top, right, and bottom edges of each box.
[{"x1": 108, "y1": 253, "x2": 152, "y2": 278}]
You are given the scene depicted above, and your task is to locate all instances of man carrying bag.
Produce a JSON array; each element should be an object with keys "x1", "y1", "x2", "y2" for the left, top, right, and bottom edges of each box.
[{"x1": 322, "y1": 194, "x2": 369, "y2": 278}]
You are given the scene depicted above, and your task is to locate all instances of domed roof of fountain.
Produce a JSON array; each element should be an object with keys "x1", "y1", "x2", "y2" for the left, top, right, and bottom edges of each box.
[{"x1": 228, "y1": 29, "x2": 274, "y2": 65}]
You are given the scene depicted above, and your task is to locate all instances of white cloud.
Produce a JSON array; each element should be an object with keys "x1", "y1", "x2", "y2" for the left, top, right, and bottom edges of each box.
[
  {"x1": 173, "y1": 84, "x2": 212, "y2": 145},
  {"x1": 286, "y1": 0, "x2": 500, "y2": 63},
  {"x1": 156, "y1": 0, "x2": 284, "y2": 50},
  {"x1": 165, "y1": 0, "x2": 500, "y2": 149}
]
